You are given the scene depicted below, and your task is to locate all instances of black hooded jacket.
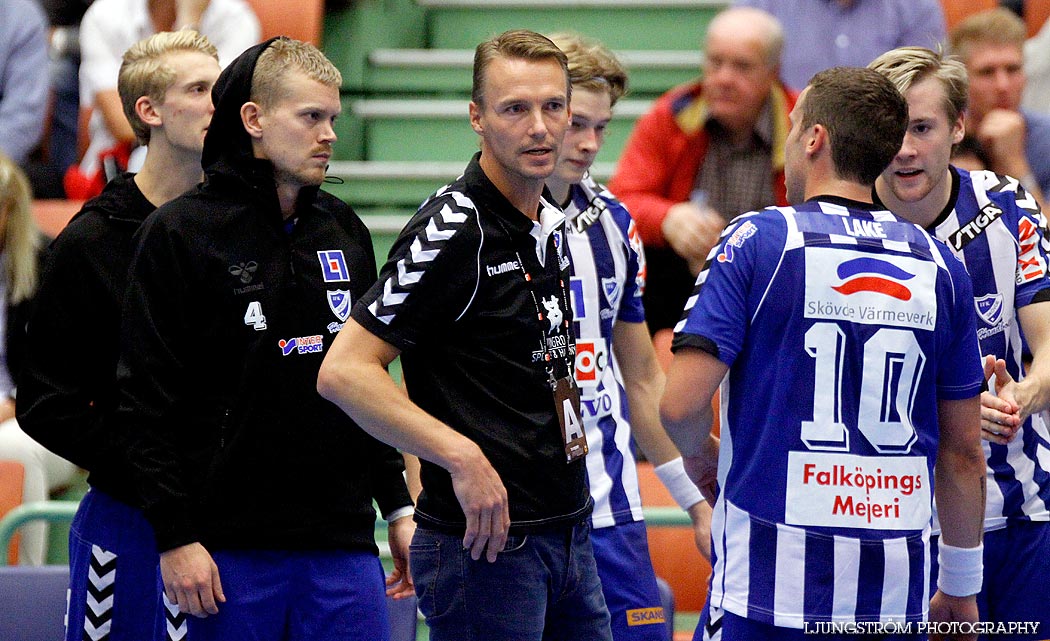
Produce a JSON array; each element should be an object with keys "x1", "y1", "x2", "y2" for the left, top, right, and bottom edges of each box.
[
  {"x1": 116, "y1": 39, "x2": 411, "y2": 553},
  {"x1": 17, "y1": 173, "x2": 155, "y2": 507}
]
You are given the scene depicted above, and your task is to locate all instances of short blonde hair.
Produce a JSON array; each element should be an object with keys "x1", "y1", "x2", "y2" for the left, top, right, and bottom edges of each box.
[
  {"x1": 472, "y1": 29, "x2": 570, "y2": 107},
  {"x1": 118, "y1": 30, "x2": 219, "y2": 145},
  {"x1": 0, "y1": 153, "x2": 40, "y2": 304},
  {"x1": 251, "y1": 38, "x2": 342, "y2": 108},
  {"x1": 869, "y1": 46, "x2": 969, "y2": 129},
  {"x1": 547, "y1": 32, "x2": 628, "y2": 106},
  {"x1": 949, "y1": 8, "x2": 1027, "y2": 62}
]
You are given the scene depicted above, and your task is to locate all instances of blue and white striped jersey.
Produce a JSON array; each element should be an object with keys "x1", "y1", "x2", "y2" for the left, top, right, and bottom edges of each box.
[
  {"x1": 927, "y1": 168, "x2": 1050, "y2": 531},
  {"x1": 564, "y1": 174, "x2": 647, "y2": 528},
  {"x1": 673, "y1": 197, "x2": 983, "y2": 627}
]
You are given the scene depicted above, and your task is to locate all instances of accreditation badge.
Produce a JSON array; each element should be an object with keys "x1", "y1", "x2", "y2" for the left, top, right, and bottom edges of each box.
[{"x1": 554, "y1": 375, "x2": 587, "y2": 462}]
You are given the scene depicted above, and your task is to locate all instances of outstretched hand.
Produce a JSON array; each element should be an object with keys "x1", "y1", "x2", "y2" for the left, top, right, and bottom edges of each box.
[{"x1": 981, "y1": 355, "x2": 1021, "y2": 444}]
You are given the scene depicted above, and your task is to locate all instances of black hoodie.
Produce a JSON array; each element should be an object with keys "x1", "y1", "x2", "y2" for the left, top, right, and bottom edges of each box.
[
  {"x1": 18, "y1": 173, "x2": 155, "y2": 507},
  {"x1": 116, "y1": 39, "x2": 411, "y2": 553}
]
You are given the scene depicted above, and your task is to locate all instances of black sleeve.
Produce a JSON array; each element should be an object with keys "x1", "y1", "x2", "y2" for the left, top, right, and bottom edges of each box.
[
  {"x1": 16, "y1": 228, "x2": 124, "y2": 472},
  {"x1": 115, "y1": 213, "x2": 200, "y2": 551}
]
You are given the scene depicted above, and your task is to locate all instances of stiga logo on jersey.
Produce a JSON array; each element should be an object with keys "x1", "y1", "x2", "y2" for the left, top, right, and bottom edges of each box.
[
  {"x1": 626, "y1": 607, "x2": 665, "y2": 627},
  {"x1": 717, "y1": 220, "x2": 757, "y2": 263},
  {"x1": 948, "y1": 202, "x2": 1002, "y2": 251},
  {"x1": 574, "y1": 339, "x2": 608, "y2": 386},
  {"x1": 570, "y1": 196, "x2": 607, "y2": 233},
  {"x1": 327, "y1": 290, "x2": 352, "y2": 322},
  {"x1": 278, "y1": 335, "x2": 323, "y2": 356},
  {"x1": 317, "y1": 250, "x2": 350, "y2": 282},
  {"x1": 1017, "y1": 214, "x2": 1049, "y2": 284},
  {"x1": 805, "y1": 247, "x2": 937, "y2": 330}
]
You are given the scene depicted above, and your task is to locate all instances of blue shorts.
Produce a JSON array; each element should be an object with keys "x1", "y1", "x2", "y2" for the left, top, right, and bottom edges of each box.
[
  {"x1": 931, "y1": 521, "x2": 1050, "y2": 641},
  {"x1": 182, "y1": 549, "x2": 389, "y2": 641},
  {"x1": 410, "y1": 523, "x2": 612, "y2": 641},
  {"x1": 591, "y1": 520, "x2": 667, "y2": 641},
  {"x1": 694, "y1": 604, "x2": 926, "y2": 641},
  {"x1": 66, "y1": 488, "x2": 163, "y2": 641}
]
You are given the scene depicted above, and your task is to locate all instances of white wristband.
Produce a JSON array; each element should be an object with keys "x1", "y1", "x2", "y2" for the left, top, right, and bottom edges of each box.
[
  {"x1": 385, "y1": 505, "x2": 414, "y2": 523},
  {"x1": 653, "y1": 457, "x2": 705, "y2": 510},
  {"x1": 937, "y1": 542, "x2": 983, "y2": 597}
]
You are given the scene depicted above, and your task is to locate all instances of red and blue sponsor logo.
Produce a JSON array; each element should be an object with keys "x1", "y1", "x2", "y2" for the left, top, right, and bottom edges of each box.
[
  {"x1": 717, "y1": 221, "x2": 757, "y2": 263},
  {"x1": 278, "y1": 335, "x2": 324, "y2": 356},
  {"x1": 317, "y1": 250, "x2": 350, "y2": 282},
  {"x1": 832, "y1": 257, "x2": 914, "y2": 300}
]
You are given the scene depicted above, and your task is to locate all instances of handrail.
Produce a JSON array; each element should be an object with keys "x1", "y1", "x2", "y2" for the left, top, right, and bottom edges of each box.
[
  {"x1": 0, "y1": 501, "x2": 692, "y2": 566},
  {"x1": 0, "y1": 501, "x2": 80, "y2": 566},
  {"x1": 642, "y1": 506, "x2": 693, "y2": 527}
]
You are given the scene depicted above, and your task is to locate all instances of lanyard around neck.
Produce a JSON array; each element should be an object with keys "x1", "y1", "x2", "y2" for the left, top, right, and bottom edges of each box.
[{"x1": 492, "y1": 214, "x2": 574, "y2": 387}]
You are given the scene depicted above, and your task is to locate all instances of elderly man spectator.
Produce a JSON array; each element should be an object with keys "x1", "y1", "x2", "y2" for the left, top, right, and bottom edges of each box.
[
  {"x1": 950, "y1": 7, "x2": 1050, "y2": 206},
  {"x1": 609, "y1": 6, "x2": 796, "y2": 334}
]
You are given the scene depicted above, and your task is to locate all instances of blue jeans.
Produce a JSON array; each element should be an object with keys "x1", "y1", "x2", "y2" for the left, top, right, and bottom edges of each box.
[{"x1": 410, "y1": 523, "x2": 612, "y2": 641}]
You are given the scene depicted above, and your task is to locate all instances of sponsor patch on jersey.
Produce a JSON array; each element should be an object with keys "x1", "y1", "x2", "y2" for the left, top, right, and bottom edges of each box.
[
  {"x1": 326, "y1": 289, "x2": 352, "y2": 322},
  {"x1": 832, "y1": 257, "x2": 915, "y2": 300},
  {"x1": 716, "y1": 220, "x2": 757, "y2": 263},
  {"x1": 317, "y1": 250, "x2": 350, "y2": 282},
  {"x1": 571, "y1": 197, "x2": 607, "y2": 233},
  {"x1": 574, "y1": 338, "x2": 608, "y2": 387},
  {"x1": 785, "y1": 452, "x2": 931, "y2": 530},
  {"x1": 975, "y1": 293, "x2": 1005, "y2": 327},
  {"x1": 947, "y1": 202, "x2": 1002, "y2": 251},
  {"x1": 581, "y1": 387, "x2": 614, "y2": 420},
  {"x1": 626, "y1": 607, "x2": 666, "y2": 627},
  {"x1": 1017, "y1": 214, "x2": 1049, "y2": 284},
  {"x1": 278, "y1": 335, "x2": 323, "y2": 356},
  {"x1": 805, "y1": 247, "x2": 937, "y2": 330}
]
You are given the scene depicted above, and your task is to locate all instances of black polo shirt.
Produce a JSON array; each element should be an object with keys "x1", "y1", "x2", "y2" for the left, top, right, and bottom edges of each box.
[{"x1": 352, "y1": 153, "x2": 592, "y2": 534}]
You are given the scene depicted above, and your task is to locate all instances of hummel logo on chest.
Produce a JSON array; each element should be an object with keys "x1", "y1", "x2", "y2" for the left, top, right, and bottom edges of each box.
[{"x1": 486, "y1": 260, "x2": 520, "y2": 277}]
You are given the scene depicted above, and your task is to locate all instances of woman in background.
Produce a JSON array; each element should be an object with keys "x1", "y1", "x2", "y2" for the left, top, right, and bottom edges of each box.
[{"x1": 0, "y1": 152, "x2": 77, "y2": 565}]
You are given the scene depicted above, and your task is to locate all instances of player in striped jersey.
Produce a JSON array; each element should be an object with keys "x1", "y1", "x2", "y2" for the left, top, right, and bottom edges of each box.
[
  {"x1": 661, "y1": 67, "x2": 986, "y2": 640},
  {"x1": 544, "y1": 33, "x2": 711, "y2": 641},
  {"x1": 872, "y1": 46, "x2": 1050, "y2": 639}
]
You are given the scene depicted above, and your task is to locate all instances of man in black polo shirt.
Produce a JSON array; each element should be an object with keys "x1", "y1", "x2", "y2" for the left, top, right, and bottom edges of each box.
[{"x1": 318, "y1": 28, "x2": 613, "y2": 641}]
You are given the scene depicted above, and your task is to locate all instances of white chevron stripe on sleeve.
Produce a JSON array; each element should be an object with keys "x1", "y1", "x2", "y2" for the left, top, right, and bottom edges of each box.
[{"x1": 410, "y1": 237, "x2": 441, "y2": 264}]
